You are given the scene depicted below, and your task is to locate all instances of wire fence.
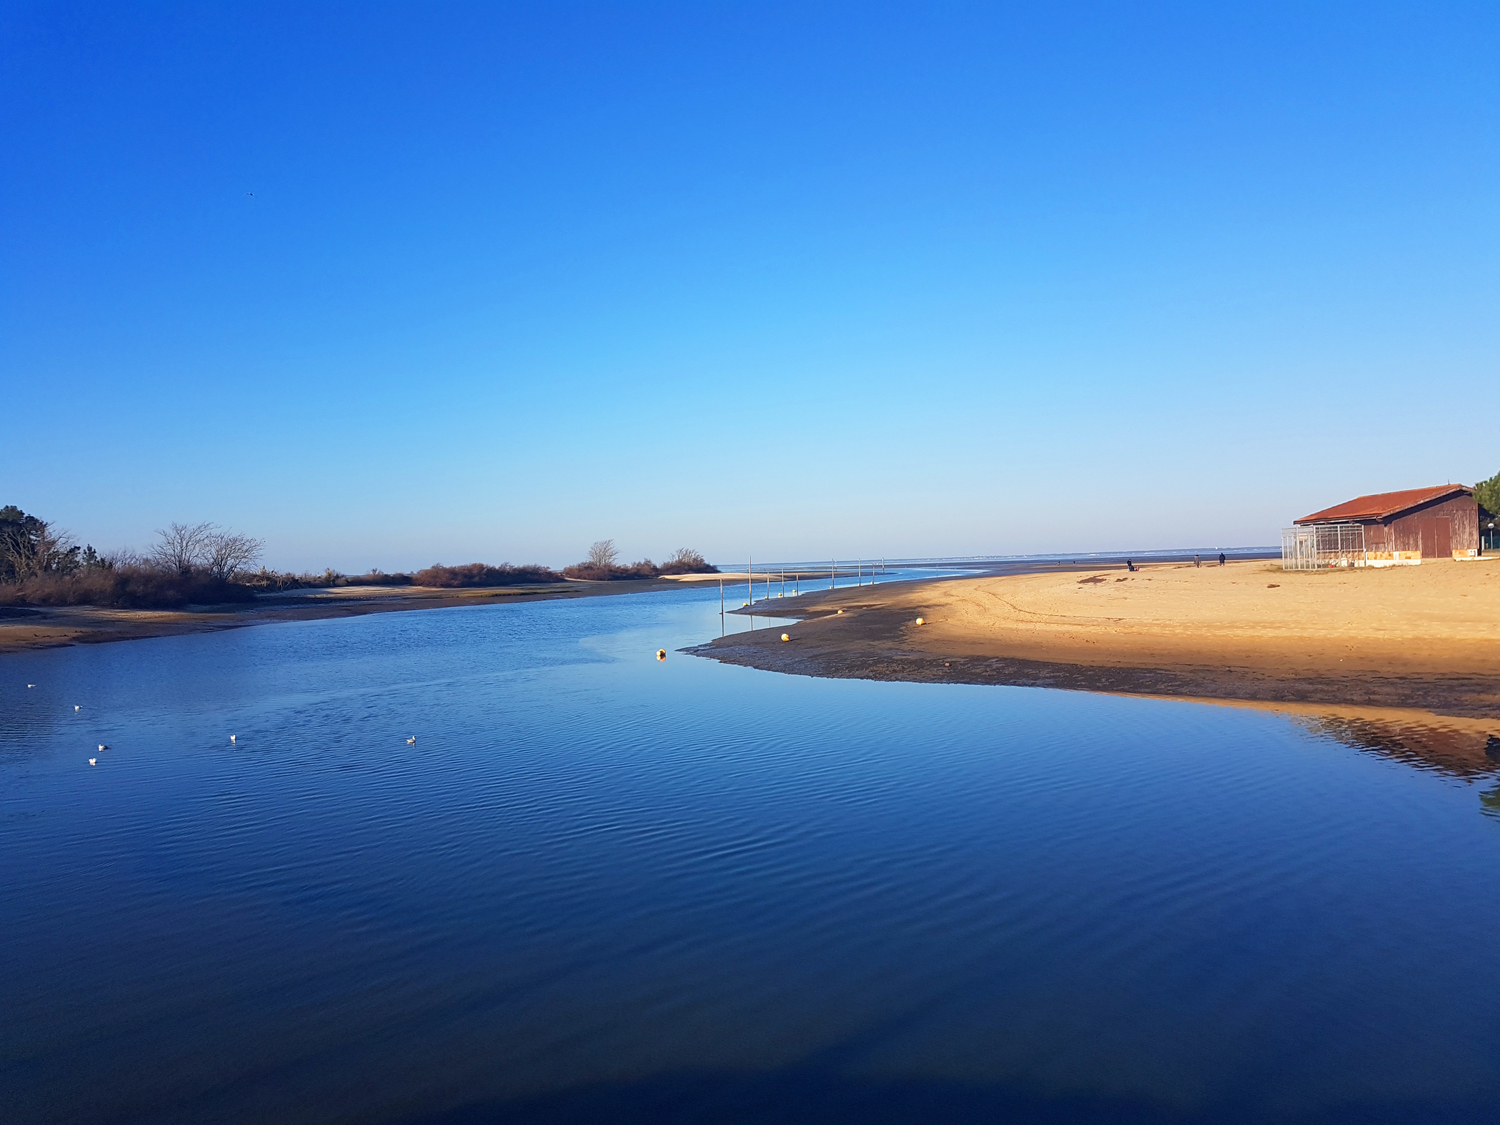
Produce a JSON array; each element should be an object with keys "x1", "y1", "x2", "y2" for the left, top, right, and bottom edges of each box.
[{"x1": 1281, "y1": 523, "x2": 1366, "y2": 570}]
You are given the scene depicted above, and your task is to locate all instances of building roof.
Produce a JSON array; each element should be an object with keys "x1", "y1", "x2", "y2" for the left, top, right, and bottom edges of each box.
[{"x1": 1294, "y1": 484, "x2": 1473, "y2": 525}]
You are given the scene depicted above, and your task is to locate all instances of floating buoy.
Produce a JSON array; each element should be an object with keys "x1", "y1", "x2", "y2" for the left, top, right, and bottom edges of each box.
[
  {"x1": 656, "y1": 649, "x2": 667, "y2": 661},
  {"x1": 88, "y1": 758, "x2": 96, "y2": 766},
  {"x1": 781, "y1": 633, "x2": 790, "y2": 642},
  {"x1": 836, "y1": 609, "x2": 843, "y2": 615},
  {"x1": 915, "y1": 617, "x2": 925, "y2": 625}
]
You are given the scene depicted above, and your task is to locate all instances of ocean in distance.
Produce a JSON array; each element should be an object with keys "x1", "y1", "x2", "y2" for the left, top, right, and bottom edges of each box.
[{"x1": 3, "y1": 577, "x2": 1499, "y2": 1124}]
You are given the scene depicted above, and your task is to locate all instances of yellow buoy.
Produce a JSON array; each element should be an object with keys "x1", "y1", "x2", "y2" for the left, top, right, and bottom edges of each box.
[
  {"x1": 780, "y1": 633, "x2": 790, "y2": 642},
  {"x1": 915, "y1": 617, "x2": 925, "y2": 625},
  {"x1": 656, "y1": 649, "x2": 666, "y2": 661}
]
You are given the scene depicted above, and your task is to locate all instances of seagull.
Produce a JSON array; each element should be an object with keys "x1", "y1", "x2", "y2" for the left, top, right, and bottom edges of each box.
[
  {"x1": 230, "y1": 735, "x2": 236, "y2": 743},
  {"x1": 27, "y1": 684, "x2": 35, "y2": 688},
  {"x1": 75, "y1": 705, "x2": 81, "y2": 711},
  {"x1": 89, "y1": 758, "x2": 96, "y2": 766},
  {"x1": 98, "y1": 744, "x2": 108, "y2": 752},
  {"x1": 407, "y1": 736, "x2": 416, "y2": 745}
]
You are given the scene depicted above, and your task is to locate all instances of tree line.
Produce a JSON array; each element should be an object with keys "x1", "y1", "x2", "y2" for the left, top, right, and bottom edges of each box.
[{"x1": 1, "y1": 508, "x2": 718, "y2": 609}]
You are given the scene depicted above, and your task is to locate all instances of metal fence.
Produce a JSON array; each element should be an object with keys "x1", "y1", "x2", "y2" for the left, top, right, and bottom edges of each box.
[{"x1": 1281, "y1": 523, "x2": 1366, "y2": 570}]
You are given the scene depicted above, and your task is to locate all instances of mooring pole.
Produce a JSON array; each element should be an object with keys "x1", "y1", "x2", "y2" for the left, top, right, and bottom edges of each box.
[{"x1": 748, "y1": 556, "x2": 752, "y2": 606}]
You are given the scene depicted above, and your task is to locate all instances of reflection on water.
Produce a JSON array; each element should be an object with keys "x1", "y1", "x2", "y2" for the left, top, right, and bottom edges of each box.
[
  {"x1": 2, "y1": 583, "x2": 1500, "y2": 1125},
  {"x1": 1292, "y1": 714, "x2": 1500, "y2": 780}
]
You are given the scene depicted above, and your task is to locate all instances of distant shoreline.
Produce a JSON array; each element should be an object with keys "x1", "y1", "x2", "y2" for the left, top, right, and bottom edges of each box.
[
  {"x1": 689, "y1": 559, "x2": 1500, "y2": 723},
  {"x1": 0, "y1": 574, "x2": 724, "y2": 656}
]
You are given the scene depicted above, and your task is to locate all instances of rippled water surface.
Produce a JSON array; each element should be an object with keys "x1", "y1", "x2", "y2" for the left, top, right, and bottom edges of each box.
[{"x1": 3, "y1": 583, "x2": 1499, "y2": 1124}]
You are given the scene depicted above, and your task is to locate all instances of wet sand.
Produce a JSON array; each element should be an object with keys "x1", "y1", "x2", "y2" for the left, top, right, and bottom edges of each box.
[
  {"x1": 691, "y1": 559, "x2": 1500, "y2": 721},
  {"x1": 0, "y1": 576, "x2": 722, "y2": 656}
]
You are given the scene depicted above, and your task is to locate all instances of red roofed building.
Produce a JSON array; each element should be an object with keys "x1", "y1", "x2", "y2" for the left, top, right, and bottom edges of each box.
[{"x1": 1294, "y1": 484, "x2": 1479, "y2": 560}]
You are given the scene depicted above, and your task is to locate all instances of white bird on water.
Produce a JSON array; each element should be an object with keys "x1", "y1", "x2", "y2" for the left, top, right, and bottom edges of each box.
[
  {"x1": 27, "y1": 684, "x2": 35, "y2": 689},
  {"x1": 75, "y1": 705, "x2": 81, "y2": 711},
  {"x1": 98, "y1": 744, "x2": 108, "y2": 752},
  {"x1": 230, "y1": 735, "x2": 236, "y2": 743},
  {"x1": 407, "y1": 736, "x2": 416, "y2": 745},
  {"x1": 89, "y1": 758, "x2": 96, "y2": 766}
]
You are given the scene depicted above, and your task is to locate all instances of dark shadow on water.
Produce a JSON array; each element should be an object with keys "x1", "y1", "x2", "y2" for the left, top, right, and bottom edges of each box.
[{"x1": 400, "y1": 1067, "x2": 1492, "y2": 1125}]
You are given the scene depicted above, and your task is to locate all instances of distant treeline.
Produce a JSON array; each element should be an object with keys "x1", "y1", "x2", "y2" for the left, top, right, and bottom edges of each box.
[{"x1": 0, "y1": 508, "x2": 717, "y2": 609}]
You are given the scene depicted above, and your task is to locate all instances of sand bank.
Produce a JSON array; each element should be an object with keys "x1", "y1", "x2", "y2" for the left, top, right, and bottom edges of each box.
[{"x1": 691, "y1": 559, "x2": 1500, "y2": 721}]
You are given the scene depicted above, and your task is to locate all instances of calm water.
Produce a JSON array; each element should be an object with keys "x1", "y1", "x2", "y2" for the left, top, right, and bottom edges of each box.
[{"x1": 3, "y1": 582, "x2": 1499, "y2": 1124}]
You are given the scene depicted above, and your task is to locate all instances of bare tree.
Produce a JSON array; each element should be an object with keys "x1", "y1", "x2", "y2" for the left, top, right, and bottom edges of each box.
[
  {"x1": 1, "y1": 516, "x2": 77, "y2": 581},
  {"x1": 666, "y1": 548, "x2": 707, "y2": 569},
  {"x1": 152, "y1": 522, "x2": 216, "y2": 575},
  {"x1": 587, "y1": 539, "x2": 619, "y2": 568},
  {"x1": 204, "y1": 530, "x2": 263, "y2": 580}
]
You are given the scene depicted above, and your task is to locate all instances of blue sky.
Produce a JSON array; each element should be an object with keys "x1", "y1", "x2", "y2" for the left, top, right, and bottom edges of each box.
[{"x1": 3, "y1": 3, "x2": 1496, "y2": 570}]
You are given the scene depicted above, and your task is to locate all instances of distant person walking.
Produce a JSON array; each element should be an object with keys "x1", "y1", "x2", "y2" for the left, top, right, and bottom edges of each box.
[
  {"x1": 1194, "y1": 554, "x2": 1200, "y2": 568},
  {"x1": 1218, "y1": 552, "x2": 1226, "y2": 567}
]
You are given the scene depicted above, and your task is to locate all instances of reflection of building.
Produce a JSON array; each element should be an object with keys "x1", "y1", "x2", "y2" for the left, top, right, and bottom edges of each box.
[{"x1": 1282, "y1": 485, "x2": 1480, "y2": 569}]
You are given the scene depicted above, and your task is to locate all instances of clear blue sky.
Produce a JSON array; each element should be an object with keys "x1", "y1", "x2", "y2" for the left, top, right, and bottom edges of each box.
[{"x1": 3, "y1": 3, "x2": 1496, "y2": 570}]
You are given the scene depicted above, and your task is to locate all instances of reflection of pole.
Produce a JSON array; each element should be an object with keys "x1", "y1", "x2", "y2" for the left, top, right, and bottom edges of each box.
[
  {"x1": 720, "y1": 576, "x2": 725, "y2": 635},
  {"x1": 831, "y1": 560, "x2": 836, "y2": 590},
  {"x1": 857, "y1": 559, "x2": 862, "y2": 586}
]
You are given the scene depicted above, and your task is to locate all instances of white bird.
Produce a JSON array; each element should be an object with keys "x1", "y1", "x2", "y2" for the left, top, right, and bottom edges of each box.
[
  {"x1": 98, "y1": 744, "x2": 108, "y2": 752},
  {"x1": 407, "y1": 736, "x2": 416, "y2": 745},
  {"x1": 230, "y1": 735, "x2": 236, "y2": 743},
  {"x1": 27, "y1": 684, "x2": 35, "y2": 688},
  {"x1": 75, "y1": 705, "x2": 81, "y2": 711},
  {"x1": 88, "y1": 758, "x2": 96, "y2": 766}
]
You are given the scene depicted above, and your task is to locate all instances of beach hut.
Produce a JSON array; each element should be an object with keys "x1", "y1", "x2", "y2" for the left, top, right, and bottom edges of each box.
[{"x1": 1281, "y1": 485, "x2": 1479, "y2": 569}]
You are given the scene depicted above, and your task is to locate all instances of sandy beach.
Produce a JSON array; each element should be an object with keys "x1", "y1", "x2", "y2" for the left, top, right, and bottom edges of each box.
[{"x1": 693, "y1": 558, "x2": 1500, "y2": 722}]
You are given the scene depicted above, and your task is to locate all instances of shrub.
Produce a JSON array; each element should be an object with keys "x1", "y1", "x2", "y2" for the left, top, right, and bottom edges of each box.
[
  {"x1": 659, "y1": 548, "x2": 717, "y2": 575},
  {"x1": 0, "y1": 566, "x2": 258, "y2": 609},
  {"x1": 562, "y1": 547, "x2": 717, "y2": 580},
  {"x1": 561, "y1": 560, "x2": 662, "y2": 581},
  {"x1": 410, "y1": 563, "x2": 561, "y2": 587}
]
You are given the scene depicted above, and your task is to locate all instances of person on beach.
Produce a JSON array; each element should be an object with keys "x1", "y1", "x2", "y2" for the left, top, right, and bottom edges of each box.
[
  {"x1": 1218, "y1": 552, "x2": 1226, "y2": 567},
  {"x1": 1195, "y1": 554, "x2": 1200, "y2": 567},
  {"x1": 1126, "y1": 560, "x2": 1135, "y2": 572}
]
